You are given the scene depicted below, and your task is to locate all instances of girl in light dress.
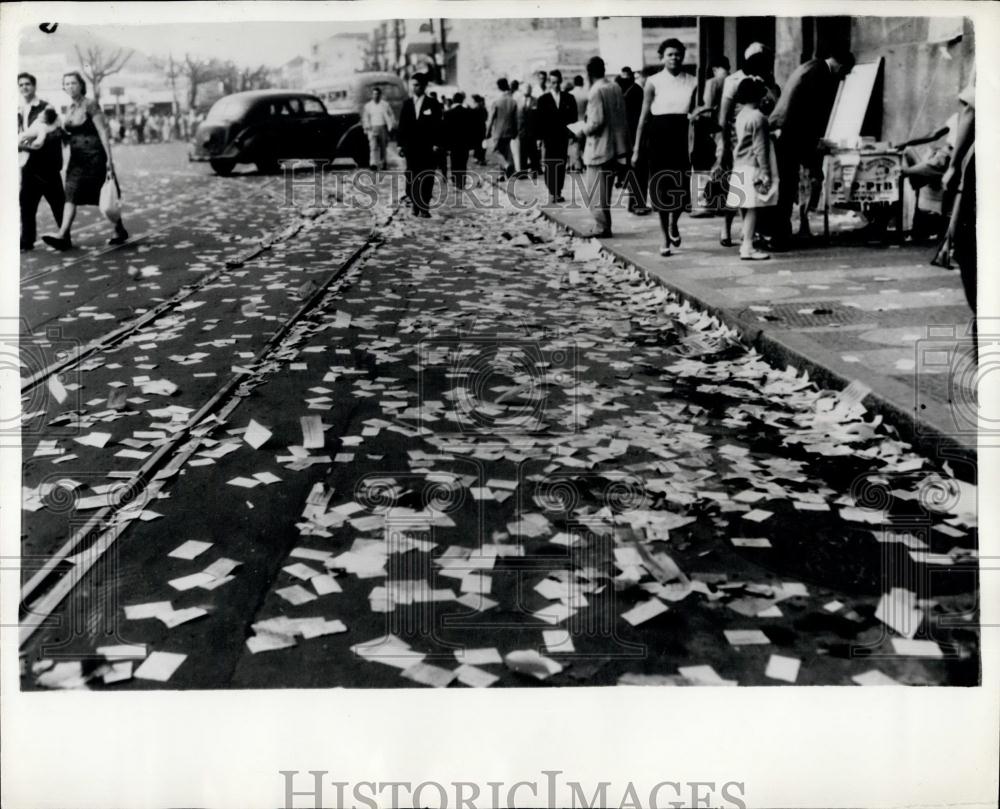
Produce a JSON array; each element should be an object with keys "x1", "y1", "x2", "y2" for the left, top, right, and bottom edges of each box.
[{"x1": 726, "y1": 77, "x2": 777, "y2": 260}]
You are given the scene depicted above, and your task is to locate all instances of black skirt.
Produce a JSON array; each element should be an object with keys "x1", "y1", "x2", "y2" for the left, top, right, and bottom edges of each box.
[
  {"x1": 646, "y1": 114, "x2": 690, "y2": 213},
  {"x1": 64, "y1": 131, "x2": 107, "y2": 206}
]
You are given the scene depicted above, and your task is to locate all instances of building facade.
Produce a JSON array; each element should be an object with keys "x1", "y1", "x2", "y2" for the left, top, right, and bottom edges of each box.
[
  {"x1": 698, "y1": 15, "x2": 975, "y2": 145},
  {"x1": 305, "y1": 32, "x2": 369, "y2": 93}
]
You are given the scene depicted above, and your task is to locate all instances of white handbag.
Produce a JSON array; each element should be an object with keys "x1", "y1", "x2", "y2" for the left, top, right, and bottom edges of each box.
[{"x1": 99, "y1": 171, "x2": 121, "y2": 221}]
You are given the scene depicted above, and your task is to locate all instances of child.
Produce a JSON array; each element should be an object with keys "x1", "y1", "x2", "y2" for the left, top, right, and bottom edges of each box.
[
  {"x1": 18, "y1": 107, "x2": 59, "y2": 169},
  {"x1": 726, "y1": 77, "x2": 777, "y2": 260}
]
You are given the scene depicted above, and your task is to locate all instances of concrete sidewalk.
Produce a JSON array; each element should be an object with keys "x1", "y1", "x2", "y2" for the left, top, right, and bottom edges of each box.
[{"x1": 481, "y1": 168, "x2": 977, "y2": 468}]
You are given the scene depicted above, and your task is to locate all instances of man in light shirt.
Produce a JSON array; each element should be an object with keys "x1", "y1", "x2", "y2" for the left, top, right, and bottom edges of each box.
[
  {"x1": 582, "y1": 56, "x2": 629, "y2": 238},
  {"x1": 487, "y1": 77, "x2": 518, "y2": 179},
  {"x1": 362, "y1": 86, "x2": 396, "y2": 170},
  {"x1": 570, "y1": 74, "x2": 589, "y2": 171}
]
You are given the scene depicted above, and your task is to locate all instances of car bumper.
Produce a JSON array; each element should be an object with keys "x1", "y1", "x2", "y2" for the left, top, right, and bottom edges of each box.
[{"x1": 192, "y1": 143, "x2": 241, "y2": 161}]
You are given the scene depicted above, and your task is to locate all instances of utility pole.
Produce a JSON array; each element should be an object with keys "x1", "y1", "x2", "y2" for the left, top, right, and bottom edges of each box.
[
  {"x1": 378, "y1": 22, "x2": 388, "y2": 71},
  {"x1": 428, "y1": 18, "x2": 437, "y2": 82},
  {"x1": 439, "y1": 18, "x2": 447, "y2": 84},
  {"x1": 393, "y1": 19, "x2": 403, "y2": 76}
]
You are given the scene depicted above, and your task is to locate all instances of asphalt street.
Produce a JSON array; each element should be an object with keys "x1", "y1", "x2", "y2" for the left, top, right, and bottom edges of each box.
[{"x1": 19, "y1": 143, "x2": 979, "y2": 689}]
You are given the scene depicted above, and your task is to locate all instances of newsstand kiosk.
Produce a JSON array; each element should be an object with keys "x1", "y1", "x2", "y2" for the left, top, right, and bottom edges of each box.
[{"x1": 821, "y1": 57, "x2": 905, "y2": 242}]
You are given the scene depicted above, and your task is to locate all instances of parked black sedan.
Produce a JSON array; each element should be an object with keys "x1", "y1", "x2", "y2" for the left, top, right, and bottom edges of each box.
[{"x1": 191, "y1": 90, "x2": 369, "y2": 176}]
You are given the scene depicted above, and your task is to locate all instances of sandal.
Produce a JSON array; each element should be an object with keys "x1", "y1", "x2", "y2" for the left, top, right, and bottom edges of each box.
[{"x1": 740, "y1": 250, "x2": 771, "y2": 261}]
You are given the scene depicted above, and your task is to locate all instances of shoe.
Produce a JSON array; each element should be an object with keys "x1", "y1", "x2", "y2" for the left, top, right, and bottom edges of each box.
[
  {"x1": 418, "y1": 210, "x2": 431, "y2": 219},
  {"x1": 20, "y1": 242, "x2": 34, "y2": 252},
  {"x1": 660, "y1": 246, "x2": 672, "y2": 257},
  {"x1": 588, "y1": 229, "x2": 612, "y2": 239},
  {"x1": 740, "y1": 250, "x2": 770, "y2": 261},
  {"x1": 668, "y1": 232, "x2": 682, "y2": 247},
  {"x1": 42, "y1": 235, "x2": 72, "y2": 251},
  {"x1": 107, "y1": 230, "x2": 129, "y2": 246},
  {"x1": 632, "y1": 207, "x2": 651, "y2": 216},
  {"x1": 411, "y1": 206, "x2": 420, "y2": 216},
  {"x1": 719, "y1": 238, "x2": 734, "y2": 247},
  {"x1": 556, "y1": 195, "x2": 566, "y2": 202}
]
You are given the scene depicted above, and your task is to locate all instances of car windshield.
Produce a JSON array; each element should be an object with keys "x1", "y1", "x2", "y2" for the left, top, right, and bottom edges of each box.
[
  {"x1": 205, "y1": 96, "x2": 253, "y2": 122},
  {"x1": 302, "y1": 97, "x2": 326, "y2": 114}
]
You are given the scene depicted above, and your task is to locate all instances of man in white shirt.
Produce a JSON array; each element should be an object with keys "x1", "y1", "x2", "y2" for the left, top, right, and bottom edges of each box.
[
  {"x1": 362, "y1": 87, "x2": 396, "y2": 169},
  {"x1": 17, "y1": 71, "x2": 64, "y2": 251}
]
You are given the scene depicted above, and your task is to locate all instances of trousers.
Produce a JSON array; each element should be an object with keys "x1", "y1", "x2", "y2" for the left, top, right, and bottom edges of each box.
[
  {"x1": 20, "y1": 167, "x2": 65, "y2": 248},
  {"x1": 585, "y1": 160, "x2": 617, "y2": 234},
  {"x1": 542, "y1": 144, "x2": 567, "y2": 199},
  {"x1": 367, "y1": 126, "x2": 389, "y2": 168}
]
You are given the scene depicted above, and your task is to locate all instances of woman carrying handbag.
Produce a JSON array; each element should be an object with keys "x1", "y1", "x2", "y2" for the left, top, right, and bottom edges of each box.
[{"x1": 42, "y1": 71, "x2": 128, "y2": 251}]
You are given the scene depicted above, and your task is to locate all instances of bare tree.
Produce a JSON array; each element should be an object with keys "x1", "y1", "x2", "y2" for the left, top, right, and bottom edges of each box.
[
  {"x1": 217, "y1": 61, "x2": 273, "y2": 94},
  {"x1": 74, "y1": 44, "x2": 134, "y2": 104},
  {"x1": 216, "y1": 60, "x2": 240, "y2": 96},
  {"x1": 181, "y1": 54, "x2": 218, "y2": 111},
  {"x1": 240, "y1": 65, "x2": 273, "y2": 91},
  {"x1": 151, "y1": 52, "x2": 183, "y2": 113}
]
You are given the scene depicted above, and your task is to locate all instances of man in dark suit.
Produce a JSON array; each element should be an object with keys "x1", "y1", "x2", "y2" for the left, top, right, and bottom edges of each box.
[
  {"x1": 17, "y1": 71, "x2": 64, "y2": 252},
  {"x1": 471, "y1": 95, "x2": 488, "y2": 164},
  {"x1": 443, "y1": 92, "x2": 474, "y2": 189},
  {"x1": 768, "y1": 47, "x2": 855, "y2": 247},
  {"x1": 617, "y1": 66, "x2": 650, "y2": 214},
  {"x1": 536, "y1": 69, "x2": 578, "y2": 203},
  {"x1": 397, "y1": 73, "x2": 442, "y2": 217}
]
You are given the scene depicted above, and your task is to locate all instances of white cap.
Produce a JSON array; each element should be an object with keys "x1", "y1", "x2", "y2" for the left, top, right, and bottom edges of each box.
[{"x1": 744, "y1": 42, "x2": 768, "y2": 59}]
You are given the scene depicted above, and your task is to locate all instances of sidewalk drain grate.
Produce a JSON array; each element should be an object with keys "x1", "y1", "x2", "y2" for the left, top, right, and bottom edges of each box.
[{"x1": 751, "y1": 302, "x2": 870, "y2": 328}]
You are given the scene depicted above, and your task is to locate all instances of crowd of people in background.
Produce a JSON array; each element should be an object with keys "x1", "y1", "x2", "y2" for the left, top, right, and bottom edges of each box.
[
  {"x1": 389, "y1": 40, "x2": 973, "y2": 322},
  {"x1": 103, "y1": 108, "x2": 206, "y2": 144},
  {"x1": 19, "y1": 46, "x2": 976, "y2": 322}
]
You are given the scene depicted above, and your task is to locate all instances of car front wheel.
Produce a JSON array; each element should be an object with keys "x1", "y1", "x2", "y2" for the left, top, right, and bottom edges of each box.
[{"x1": 210, "y1": 158, "x2": 236, "y2": 176}]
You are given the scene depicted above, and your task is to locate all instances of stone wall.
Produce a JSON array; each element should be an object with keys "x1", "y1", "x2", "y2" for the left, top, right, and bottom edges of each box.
[
  {"x1": 451, "y1": 19, "x2": 599, "y2": 95},
  {"x1": 773, "y1": 15, "x2": 974, "y2": 145},
  {"x1": 849, "y1": 15, "x2": 974, "y2": 145}
]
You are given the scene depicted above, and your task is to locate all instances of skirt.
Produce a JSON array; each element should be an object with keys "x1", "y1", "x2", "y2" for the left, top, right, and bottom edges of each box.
[
  {"x1": 726, "y1": 144, "x2": 779, "y2": 210},
  {"x1": 64, "y1": 134, "x2": 107, "y2": 206},
  {"x1": 646, "y1": 114, "x2": 690, "y2": 213}
]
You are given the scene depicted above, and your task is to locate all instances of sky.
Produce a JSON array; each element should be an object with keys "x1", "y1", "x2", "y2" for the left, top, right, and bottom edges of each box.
[{"x1": 90, "y1": 21, "x2": 377, "y2": 67}]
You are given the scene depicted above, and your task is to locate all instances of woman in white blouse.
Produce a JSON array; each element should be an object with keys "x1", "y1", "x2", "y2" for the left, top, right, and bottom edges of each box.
[{"x1": 632, "y1": 39, "x2": 698, "y2": 256}]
